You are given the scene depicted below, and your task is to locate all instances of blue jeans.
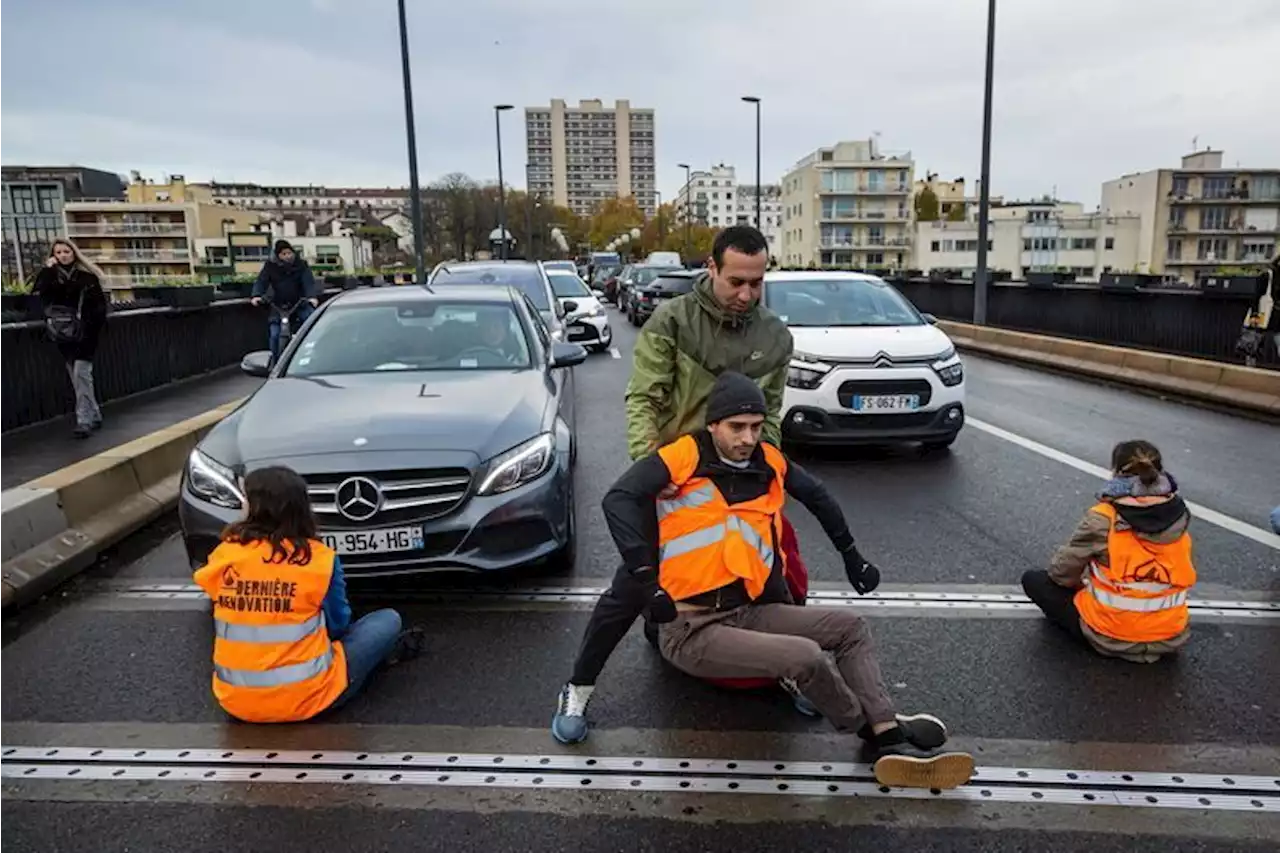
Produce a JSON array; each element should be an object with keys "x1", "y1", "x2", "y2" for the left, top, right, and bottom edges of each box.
[
  {"x1": 1271, "y1": 505, "x2": 1280, "y2": 535},
  {"x1": 330, "y1": 608, "x2": 402, "y2": 709},
  {"x1": 267, "y1": 302, "x2": 315, "y2": 362}
]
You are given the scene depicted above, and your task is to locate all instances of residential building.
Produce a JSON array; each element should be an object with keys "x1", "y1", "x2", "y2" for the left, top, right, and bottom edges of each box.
[
  {"x1": 912, "y1": 174, "x2": 999, "y2": 223},
  {"x1": 735, "y1": 184, "x2": 783, "y2": 258},
  {"x1": 674, "y1": 164, "x2": 739, "y2": 228},
  {"x1": 62, "y1": 174, "x2": 259, "y2": 288},
  {"x1": 199, "y1": 181, "x2": 408, "y2": 217},
  {"x1": 914, "y1": 199, "x2": 1141, "y2": 279},
  {"x1": 525, "y1": 99, "x2": 656, "y2": 217},
  {"x1": 1101, "y1": 149, "x2": 1280, "y2": 282},
  {"x1": 194, "y1": 221, "x2": 371, "y2": 279},
  {"x1": 2, "y1": 165, "x2": 126, "y2": 282},
  {"x1": 780, "y1": 139, "x2": 916, "y2": 269}
]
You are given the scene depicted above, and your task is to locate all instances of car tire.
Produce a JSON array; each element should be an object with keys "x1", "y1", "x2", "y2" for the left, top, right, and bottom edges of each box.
[
  {"x1": 922, "y1": 436, "x2": 958, "y2": 452},
  {"x1": 547, "y1": 472, "x2": 577, "y2": 574}
]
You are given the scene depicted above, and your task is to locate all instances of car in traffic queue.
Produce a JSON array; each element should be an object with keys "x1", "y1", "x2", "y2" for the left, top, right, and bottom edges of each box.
[
  {"x1": 593, "y1": 264, "x2": 624, "y2": 303},
  {"x1": 628, "y1": 268, "x2": 702, "y2": 326},
  {"x1": 617, "y1": 264, "x2": 685, "y2": 315},
  {"x1": 428, "y1": 260, "x2": 569, "y2": 342},
  {"x1": 764, "y1": 271, "x2": 965, "y2": 450},
  {"x1": 542, "y1": 260, "x2": 578, "y2": 276},
  {"x1": 179, "y1": 284, "x2": 589, "y2": 578},
  {"x1": 546, "y1": 269, "x2": 612, "y2": 353}
]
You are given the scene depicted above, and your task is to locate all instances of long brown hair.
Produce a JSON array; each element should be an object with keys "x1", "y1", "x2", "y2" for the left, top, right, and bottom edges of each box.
[
  {"x1": 1111, "y1": 439, "x2": 1163, "y2": 486},
  {"x1": 223, "y1": 467, "x2": 317, "y2": 565},
  {"x1": 48, "y1": 238, "x2": 106, "y2": 281}
]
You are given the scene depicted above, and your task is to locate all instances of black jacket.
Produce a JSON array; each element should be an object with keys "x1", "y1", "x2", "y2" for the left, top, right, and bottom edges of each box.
[
  {"x1": 252, "y1": 258, "x2": 317, "y2": 306},
  {"x1": 34, "y1": 265, "x2": 108, "y2": 361},
  {"x1": 601, "y1": 430, "x2": 854, "y2": 604}
]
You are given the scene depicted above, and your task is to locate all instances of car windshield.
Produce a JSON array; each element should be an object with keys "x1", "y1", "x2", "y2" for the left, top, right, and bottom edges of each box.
[
  {"x1": 286, "y1": 300, "x2": 532, "y2": 375},
  {"x1": 764, "y1": 278, "x2": 923, "y2": 327},
  {"x1": 433, "y1": 265, "x2": 550, "y2": 310},
  {"x1": 548, "y1": 272, "x2": 591, "y2": 298},
  {"x1": 591, "y1": 265, "x2": 621, "y2": 283}
]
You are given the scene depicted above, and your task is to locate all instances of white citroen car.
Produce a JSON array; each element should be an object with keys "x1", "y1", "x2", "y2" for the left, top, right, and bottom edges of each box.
[
  {"x1": 546, "y1": 269, "x2": 612, "y2": 353},
  {"x1": 764, "y1": 271, "x2": 965, "y2": 449}
]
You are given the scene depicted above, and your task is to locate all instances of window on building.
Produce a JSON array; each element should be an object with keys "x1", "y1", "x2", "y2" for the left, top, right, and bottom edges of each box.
[
  {"x1": 1196, "y1": 238, "x2": 1229, "y2": 260},
  {"x1": 1105, "y1": 237, "x2": 1115, "y2": 250},
  {"x1": 35, "y1": 187, "x2": 59, "y2": 214},
  {"x1": 1202, "y1": 176, "x2": 1231, "y2": 199},
  {"x1": 11, "y1": 187, "x2": 35, "y2": 214},
  {"x1": 1241, "y1": 240, "x2": 1275, "y2": 261},
  {"x1": 820, "y1": 171, "x2": 858, "y2": 192},
  {"x1": 867, "y1": 252, "x2": 884, "y2": 265},
  {"x1": 1199, "y1": 207, "x2": 1231, "y2": 229},
  {"x1": 930, "y1": 241, "x2": 941, "y2": 252},
  {"x1": 1171, "y1": 176, "x2": 1190, "y2": 197},
  {"x1": 1166, "y1": 238, "x2": 1182, "y2": 260}
]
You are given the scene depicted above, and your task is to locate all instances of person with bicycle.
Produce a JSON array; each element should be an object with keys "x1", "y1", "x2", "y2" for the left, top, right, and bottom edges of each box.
[{"x1": 251, "y1": 240, "x2": 319, "y2": 365}]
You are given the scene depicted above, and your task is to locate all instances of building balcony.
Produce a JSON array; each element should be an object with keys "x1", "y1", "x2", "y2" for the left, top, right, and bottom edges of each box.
[
  {"x1": 819, "y1": 211, "x2": 911, "y2": 223},
  {"x1": 89, "y1": 248, "x2": 192, "y2": 262},
  {"x1": 66, "y1": 222, "x2": 188, "y2": 237},
  {"x1": 1167, "y1": 192, "x2": 1280, "y2": 204},
  {"x1": 819, "y1": 184, "x2": 912, "y2": 196},
  {"x1": 817, "y1": 237, "x2": 913, "y2": 250}
]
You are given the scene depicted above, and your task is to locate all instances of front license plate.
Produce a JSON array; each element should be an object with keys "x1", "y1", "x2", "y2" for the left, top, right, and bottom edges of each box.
[
  {"x1": 568, "y1": 324, "x2": 589, "y2": 339},
  {"x1": 321, "y1": 526, "x2": 424, "y2": 555},
  {"x1": 851, "y1": 394, "x2": 920, "y2": 412}
]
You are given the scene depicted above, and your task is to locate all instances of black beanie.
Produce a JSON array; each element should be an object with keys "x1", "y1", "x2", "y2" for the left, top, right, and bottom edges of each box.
[
  {"x1": 274, "y1": 239, "x2": 294, "y2": 256},
  {"x1": 705, "y1": 371, "x2": 767, "y2": 424}
]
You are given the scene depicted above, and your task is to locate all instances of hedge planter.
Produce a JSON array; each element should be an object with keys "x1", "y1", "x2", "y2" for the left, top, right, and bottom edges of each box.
[
  {"x1": 137, "y1": 285, "x2": 216, "y2": 309},
  {"x1": 1025, "y1": 271, "x2": 1070, "y2": 288},
  {"x1": 1, "y1": 293, "x2": 42, "y2": 321},
  {"x1": 1199, "y1": 275, "x2": 1259, "y2": 300},
  {"x1": 215, "y1": 280, "x2": 255, "y2": 299},
  {"x1": 1100, "y1": 273, "x2": 1159, "y2": 292},
  {"x1": 358, "y1": 275, "x2": 376, "y2": 287},
  {"x1": 324, "y1": 274, "x2": 346, "y2": 287},
  {"x1": 339, "y1": 276, "x2": 361, "y2": 290}
]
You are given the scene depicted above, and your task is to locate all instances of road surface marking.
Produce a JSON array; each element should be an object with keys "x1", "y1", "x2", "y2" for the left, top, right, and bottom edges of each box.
[
  {"x1": 967, "y1": 417, "x2": 1280, "y2": 551},
  {"x1": 609, "y1": 347, "x2": 621, "y2": 359},
  {"x1": 5, "y1": 745, "x2": 1274, "y2": 813}
]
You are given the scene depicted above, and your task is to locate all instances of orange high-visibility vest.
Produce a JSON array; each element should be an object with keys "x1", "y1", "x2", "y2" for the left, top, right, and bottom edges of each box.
[
  {"x1": 193, "y1": 540, "x2": 348, "y2": 723},
  {"x1": 655, "y1": 435, "x2": 787, "y2": 603},
  {"x1": 1074, "y1": 502, "x2": 1196, "y2": 644}
]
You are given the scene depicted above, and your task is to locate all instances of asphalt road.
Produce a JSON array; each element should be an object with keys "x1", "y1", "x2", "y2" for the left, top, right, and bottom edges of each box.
[{"x1": 3, "y1": 305, "x2": 1278, "y2": 850}]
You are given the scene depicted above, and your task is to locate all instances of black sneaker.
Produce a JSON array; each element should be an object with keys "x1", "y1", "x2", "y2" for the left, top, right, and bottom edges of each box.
[
  {"x1": 387, "y1": 627, "x2": 426, "y2": 665},
  {"x1": 894, "y1": 713, "x2": 948, "y2": 750},
  {"x1": 72, "y1": 426, "x2": 91, "y2": 440},
  {"x1": 873, "y1": 742, "x2": 975, "y2": 790}
]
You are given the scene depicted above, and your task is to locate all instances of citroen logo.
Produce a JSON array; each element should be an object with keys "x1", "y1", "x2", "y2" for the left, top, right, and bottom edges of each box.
[
  {"x1": 335, "y1": 476, "x2": 382, "y2": 522},
  {"x1": 873, "y1": 351, "x2": 894, "y2": 368}
]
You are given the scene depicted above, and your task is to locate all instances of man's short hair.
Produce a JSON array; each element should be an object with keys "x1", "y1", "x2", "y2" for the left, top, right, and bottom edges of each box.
[{"x1": 711, "y1": 226, "x2": 769, "y2": 268}]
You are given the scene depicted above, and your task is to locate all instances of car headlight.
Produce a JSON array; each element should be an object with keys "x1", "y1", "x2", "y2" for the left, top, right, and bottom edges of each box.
[
  {"x1": 477, "y1": 433, "x2": 556, "y2": 495},
  {"x1": 786, "y1": 353, "x2": 832, "y2": 390},
  {"x1": 932, "y1": 350, "x2": 965, "y2": 387},
  {"x1": 186, "y1": 449, "x2": 245, "y2": 509}
]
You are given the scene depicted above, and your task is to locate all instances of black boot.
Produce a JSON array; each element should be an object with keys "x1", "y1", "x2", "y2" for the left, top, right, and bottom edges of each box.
[{"x1": 387, "y1": 627, "x2": 426, "y2": 665}]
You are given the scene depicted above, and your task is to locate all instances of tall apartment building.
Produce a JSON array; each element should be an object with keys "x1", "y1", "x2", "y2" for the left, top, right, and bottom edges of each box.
[
  {"x1": 525, "y1": 99, "x2": 656, "y2": 218},
  {"x1": 199, "y1": 182, "x2": 408, "y2": 216},
  {"x1": 780, "y1": 139, "x2": 915, "y2": 269},
  {"x1": 1101, "y1": 149, "x2": 1279, "y2": 282},
  {"x1": 673, "y1": 164, "x2": 739, "y2": 227},
  {"x1": 63, "y1": 174, "x2": 258, "y2": 288},
  {"x1": 2, "y1": 165, "x2": 126, "y2": 281},
  {"x1": 915, "y1": 200, "x2": 1141, "y2": 279},
  {"x1": 736, "y1": 184, "x2": 783, "y2": 259}
]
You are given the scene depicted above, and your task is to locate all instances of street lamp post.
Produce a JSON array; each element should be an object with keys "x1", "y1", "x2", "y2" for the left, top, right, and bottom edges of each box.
[
  {"x1": 396, "y1": 0, "x2": 426, "y2": 284},
  {"x1": 973, "y1": 0, "x2": 997, "y2": 325},
  {"x1": 742, "y1": 96, "x2": 761, "y2": 228},
  {"x1": 678, "y1": 163, "x2": 692, "y2": 261},
  {"x1": 494, "y1": 104, "x2": 514, "y2": 260}
]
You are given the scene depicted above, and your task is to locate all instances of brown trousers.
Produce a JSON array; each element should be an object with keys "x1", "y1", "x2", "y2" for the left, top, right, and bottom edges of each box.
[{"x1": 659, "y1": 604, "x2": 896, "y2": 731}]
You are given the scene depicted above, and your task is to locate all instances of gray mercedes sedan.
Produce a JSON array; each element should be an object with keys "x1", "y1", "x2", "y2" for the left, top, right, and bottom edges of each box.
[{"x1": 179, "y1": 284, "x2": 587, "y2": 578}]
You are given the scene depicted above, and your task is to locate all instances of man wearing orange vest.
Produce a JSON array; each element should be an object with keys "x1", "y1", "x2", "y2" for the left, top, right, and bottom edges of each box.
[
  {"x1": 592, "y1": 371, "x2": 976, "y2": 789},
  {"x1": 1022, "y1": 440, "x2": 1197, "y2": 662}
]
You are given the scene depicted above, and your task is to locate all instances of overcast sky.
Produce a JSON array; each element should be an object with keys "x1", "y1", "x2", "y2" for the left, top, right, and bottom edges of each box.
[{"x1": 3, "y1": 0, "x2": 1277, "y2": 208}]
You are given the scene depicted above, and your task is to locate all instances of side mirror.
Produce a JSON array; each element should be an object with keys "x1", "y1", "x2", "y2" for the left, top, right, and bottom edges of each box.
[
  {"x1": 921, "y1": 313, "x2": 938, "y2": 325},
  {"x1": 549, "y1": 341, "x2": 589, "y2": 369},
  {"x1": 561, "y1": 300, "x2": 579, "y2": 315},
  {"x1": 241, "y1": 350, "x2": 273, "y2": 377}
]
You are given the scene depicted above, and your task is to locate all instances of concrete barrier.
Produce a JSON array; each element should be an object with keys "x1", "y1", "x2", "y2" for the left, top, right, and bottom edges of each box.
[
  {"x1": 938, "y1": 321, "x2": 1280, "y2": 417},
  {"x1": 0, "y1": 398, "x2": 246, "y2": 610}
]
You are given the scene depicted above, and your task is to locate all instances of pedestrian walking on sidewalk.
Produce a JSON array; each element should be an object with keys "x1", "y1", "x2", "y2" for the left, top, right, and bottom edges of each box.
[
  {"x1": 193, "y1": 467, "x2": 425, "y2": 723},
  {"x1": 34, "y1": 239, "x2": 108, "y2": 439},
  {"x1": 1023, "y1": 440, "x2": 1196, "y2": 663}
]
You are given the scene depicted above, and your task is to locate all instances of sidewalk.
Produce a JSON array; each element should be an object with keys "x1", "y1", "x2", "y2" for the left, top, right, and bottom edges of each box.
[{"x1": 1, "y1": 370, "x2": 262, "y2": 489}]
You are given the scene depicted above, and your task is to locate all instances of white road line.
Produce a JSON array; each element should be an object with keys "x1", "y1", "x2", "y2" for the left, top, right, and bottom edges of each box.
[
  {"x1": 609, "y1": 347, "x2": 621, "y2": 359},
  {"x1": 967, "y1": 417, "x2": 1280, "y2": 551}
]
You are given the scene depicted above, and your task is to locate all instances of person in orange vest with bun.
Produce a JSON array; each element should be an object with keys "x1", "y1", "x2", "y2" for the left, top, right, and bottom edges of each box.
[
  {"x1": 1022, "y1": 440, "x2": 1196, "y2": 663},
  {"x1": 193, "y1": 466, "x2": 423, "y2": 723},
  {"x1": 589, "y1": 371, "x2": 976, "y2": 790}
]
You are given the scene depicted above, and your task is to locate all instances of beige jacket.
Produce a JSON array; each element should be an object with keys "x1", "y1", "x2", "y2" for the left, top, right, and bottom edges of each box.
[{"x1": 1049, "y1": 497, "x2": 1192, "y2": 663}]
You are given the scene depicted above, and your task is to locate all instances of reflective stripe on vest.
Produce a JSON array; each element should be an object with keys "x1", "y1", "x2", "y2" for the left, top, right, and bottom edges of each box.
[
  {"x1": 214, "y1": 612, "x2": 325, "y2": 644},
  {"x1": 658, "y1": 515, "x2": 774, "y2": 567},
  {"x1": 657, "y1": 483, "x2": 717, "y2": 517},
  {"x1": 215, "y1": 648, "x2": 335, "y2": 688},
  {"x1": 1088, "y1": 585, "x2": 1189, "y2": 612},
  {"x1": 1088, "y1": 564, "x2": 1173, "y2": 594}
]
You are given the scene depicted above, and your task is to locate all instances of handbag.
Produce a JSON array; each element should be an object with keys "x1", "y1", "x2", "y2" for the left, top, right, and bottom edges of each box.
[{"x1": 44, "y1": 286, "x2": 86, "y2": 345}]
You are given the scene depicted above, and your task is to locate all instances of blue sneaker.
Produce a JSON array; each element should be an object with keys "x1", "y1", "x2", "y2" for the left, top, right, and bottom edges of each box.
[
  {"x1": 780, "y1": 678, "x2": 821, "y2": 718},
  {"x1": 551, "y1": 683, "x2": 594, "y2": 744}
]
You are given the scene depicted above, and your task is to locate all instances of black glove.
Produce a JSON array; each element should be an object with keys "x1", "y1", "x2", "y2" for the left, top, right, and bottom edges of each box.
[
  {"x1": 842, "y1": 546, "x2": 881, "y2": 595},
  {"x1": 631, "y1": 567, "x2": 677, "y2": 624}
]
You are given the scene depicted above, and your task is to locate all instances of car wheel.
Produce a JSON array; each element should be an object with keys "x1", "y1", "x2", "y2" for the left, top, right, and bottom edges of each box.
[
  {"x1": 547, "y1": 472, "x2": 577, "y2": 574},
  {"x1": 922, "y1": 436, "x2": 958, "y2": 452}
]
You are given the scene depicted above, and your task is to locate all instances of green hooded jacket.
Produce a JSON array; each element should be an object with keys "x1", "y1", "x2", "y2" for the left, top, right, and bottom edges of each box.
[{"x1": 624, "y1": 273, "x2": 794, "y2": 460}]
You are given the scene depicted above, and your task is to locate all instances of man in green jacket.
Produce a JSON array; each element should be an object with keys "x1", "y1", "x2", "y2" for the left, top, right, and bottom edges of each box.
[
  {"x1": 553, "y1": 226, "x2": 820, "y2": 744},
  {"x1": 624, "y1": 228, "x2": 793, "y2": 460}
]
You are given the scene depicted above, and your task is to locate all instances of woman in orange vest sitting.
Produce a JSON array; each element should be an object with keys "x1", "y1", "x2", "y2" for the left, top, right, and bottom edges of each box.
[
  {"x1": 1021, "y1": 440, "x2": 1195, "y2": 663},
  {"x1": 193, "y1": 467, "x2": 422, "y2": 723}
]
